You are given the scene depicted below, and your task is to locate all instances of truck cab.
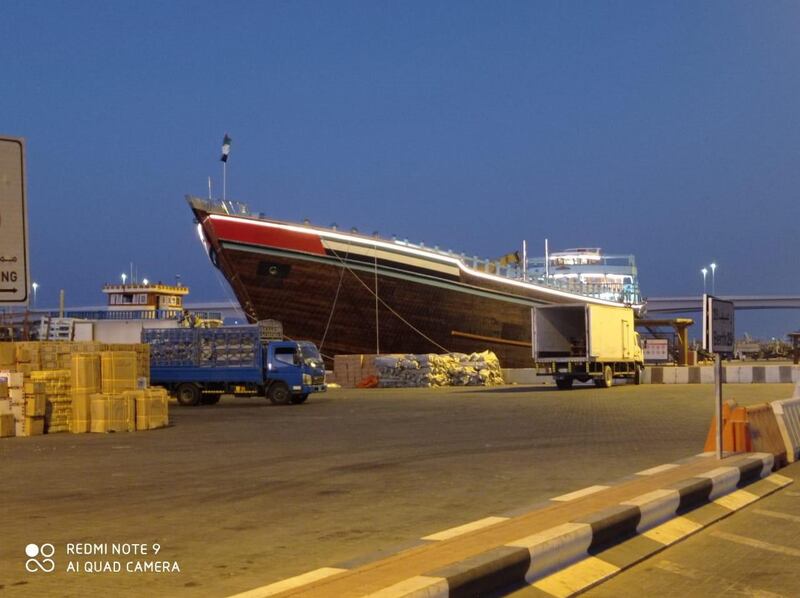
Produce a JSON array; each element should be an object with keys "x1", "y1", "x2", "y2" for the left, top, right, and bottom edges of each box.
[{"x1": 265, "y1": 341, "x2": 326, "y2": 404}]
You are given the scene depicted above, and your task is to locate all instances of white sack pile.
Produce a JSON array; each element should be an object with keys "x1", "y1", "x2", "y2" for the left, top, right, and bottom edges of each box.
[{"x1": 375, "y1": 351, "x2": 504, "y2": 388}]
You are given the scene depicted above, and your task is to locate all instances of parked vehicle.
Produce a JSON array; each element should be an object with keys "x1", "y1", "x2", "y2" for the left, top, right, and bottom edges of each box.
[
  {"x1": 143, "y1": 326, "x2": 326, "y2": 405},
  {"x1": 532, "y1": 304, "x2": 644, "y2": 389}
]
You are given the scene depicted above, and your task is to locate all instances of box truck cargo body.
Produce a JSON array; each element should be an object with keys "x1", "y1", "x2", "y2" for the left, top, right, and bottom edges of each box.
[{"x1": 532, "y1": 304, "x2": 643, "y2": 389}]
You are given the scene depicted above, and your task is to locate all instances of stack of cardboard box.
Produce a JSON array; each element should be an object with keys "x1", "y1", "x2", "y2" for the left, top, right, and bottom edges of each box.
[
  {"x1": 0, "y1": 341, "x2": 168, "y2": 438},
  {"x1": 32, "y1": 370, "x2": 71, "y2": 433},
  {"x1": 0, "y1": 410, "x2": 14, "y2": 437},
  {"x1": 126, "y1": 388, "x2": 169, "y2": 430},
  {"x1": 102, "y1": 343, "x2": 150, "y2": 385},
  {"x1": 101, "y1": 351, "x2": 138, "y2": 393},
  {"x1": 332, "y1": 355, "x2": 358, "y2": 387},
  {"x1": 90, "y1": 393, "x2": 136, "y2": 433},
  {"x1": 0, "y1": 380, "x2": 16, "y2": 436},
  {"x1": 332, "y1": 354, "x2": 378, "y2": 387},
  {"x1": 0, "y1": 373, "x2": 45, "y2": 436},
  {"x1": 39, "y1": 342, "x2": 75, "y2": 370},
  {"x1": 70, "y1": 353, "x2": 101, "y2": 434}
]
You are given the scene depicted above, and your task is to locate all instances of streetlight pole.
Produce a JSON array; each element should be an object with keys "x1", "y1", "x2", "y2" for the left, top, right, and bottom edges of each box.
[
  {"x1": 701, "y1": 268, "x2": 707, "y2": 294},
  {"x1": 710, "y1": 262, "x2": 717, "y2": 295},
  {"x1": 31, "y1": 282, "x2": 38, "y2": 308},
  {"x1": 121, "y1": 273, "x2": 127, "y2": 287}
]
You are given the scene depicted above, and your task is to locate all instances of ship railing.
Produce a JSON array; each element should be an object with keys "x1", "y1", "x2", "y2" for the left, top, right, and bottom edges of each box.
[
  {"x1": 530, "y1": 277, "x2": 642, "y2": 304},
  {"x1": 41, "y1": 310, "x2": 224, "y2": 321},
  {"x1": 190, "y1": 196, "x2": 252, "y2": 217}
]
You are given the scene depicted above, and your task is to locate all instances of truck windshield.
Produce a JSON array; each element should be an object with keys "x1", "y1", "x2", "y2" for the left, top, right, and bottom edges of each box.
[{"x1": 299, "y1": 344, "x2": 323, "y2": 368}]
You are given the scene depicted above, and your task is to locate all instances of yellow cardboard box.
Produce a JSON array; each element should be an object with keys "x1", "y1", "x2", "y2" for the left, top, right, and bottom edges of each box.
[
  {"x1": 131, "y1": 388, "x2": 169, "y2": 430},
  {"x1": 0, "y1": 343, "x2": 14, "y2": 367},
  {"x1": 70, "y1": 392, "x2": 91, "y2": 434},
  {"x1": 25, "y1": 395, "x2": 46, "y2": 417},
  {"x1": 15, "y1": 342, "x2": 38, "y2": 364},
  {"x1": 90, "y1": 394, "x2": 135, "y2": 433},
  {"x1": 71, "y1": 353, "x2": 102, "y2": 394},
  {"x1": 101, "y1": 352, "x2": 138, "y2": 394},
  {"x1": 16, "y1": 416, "x2": 44, "y2": 437},
  {"x1": 0, "y1": 372, "x2": 24, "y2": 388},
  {"x1": 24, "y1": 381, "x2": 46, "y2": 395},
  {"x1": 0, "y1": 413, "x2": 14, "y2": 437}
]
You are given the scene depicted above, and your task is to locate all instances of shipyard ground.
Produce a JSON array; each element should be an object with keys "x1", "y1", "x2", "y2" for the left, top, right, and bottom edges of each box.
[{"x1": 0, "y1": 383, "x2": 796, "y2": 597}]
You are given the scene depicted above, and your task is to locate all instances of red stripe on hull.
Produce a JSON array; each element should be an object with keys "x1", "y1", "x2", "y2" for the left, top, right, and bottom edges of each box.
[{"x1": 206, "y1": 216, "x2": 326, "y2": 255}]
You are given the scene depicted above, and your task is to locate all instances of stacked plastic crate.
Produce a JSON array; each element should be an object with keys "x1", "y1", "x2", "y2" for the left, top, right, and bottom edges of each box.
[{"x1": 32, "y1": 370, "x2": 72, "y2": 433}]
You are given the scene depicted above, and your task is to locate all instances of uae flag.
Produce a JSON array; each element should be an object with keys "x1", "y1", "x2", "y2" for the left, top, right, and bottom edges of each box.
[{"x1": 220, "y1": 134, "x2": 232, "y2": 162}]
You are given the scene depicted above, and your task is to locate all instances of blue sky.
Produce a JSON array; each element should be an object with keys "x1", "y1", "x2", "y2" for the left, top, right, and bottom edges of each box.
[{"x1": 2, "y1": 1, "x2": 798, "y2": 337}]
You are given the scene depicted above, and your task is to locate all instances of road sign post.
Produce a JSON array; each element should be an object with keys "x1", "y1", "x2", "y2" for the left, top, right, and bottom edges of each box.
[
  {"x1": 0, "y1": 136, "x2": 30, "y2": 306},
  {"x1": 703, "y1": 294, "x2": 735, "y2": 460}
]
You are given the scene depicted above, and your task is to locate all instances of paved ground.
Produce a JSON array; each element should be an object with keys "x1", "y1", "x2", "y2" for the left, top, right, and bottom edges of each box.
[
  {"x1": 580, "y1": 460, "x2": 800, "y2": 598},
  {"x1": 0, "y1": 383, "x2": 794, "y2": 597}
]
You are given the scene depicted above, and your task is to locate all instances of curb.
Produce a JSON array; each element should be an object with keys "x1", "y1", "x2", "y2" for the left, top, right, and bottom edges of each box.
[
  {"x1": 369, "y1": 454, "x2": 779, "y2": 598},
  {"x1": 228, "y1": 453, "x2": 791, "y2": 598}
]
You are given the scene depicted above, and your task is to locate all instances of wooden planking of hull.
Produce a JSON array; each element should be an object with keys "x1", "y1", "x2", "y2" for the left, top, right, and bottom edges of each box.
[{"x1": 189, "y1": 197, "x2": 636, "y2": 369}]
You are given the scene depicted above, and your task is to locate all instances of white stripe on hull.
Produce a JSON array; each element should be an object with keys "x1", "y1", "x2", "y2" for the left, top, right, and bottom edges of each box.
[{"x1": 322, "y1": 239, "x2": 460, "y2": 277}]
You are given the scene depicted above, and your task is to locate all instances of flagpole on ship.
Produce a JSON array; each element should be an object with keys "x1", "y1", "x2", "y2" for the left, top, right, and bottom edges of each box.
[{"x1": 221, "y1": 133, "x2": 232, "y2": 207}]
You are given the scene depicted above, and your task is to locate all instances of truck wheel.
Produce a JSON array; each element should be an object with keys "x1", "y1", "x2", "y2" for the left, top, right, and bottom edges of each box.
[
  {"x1": 267, "y1": 383, "x2": 291, "y2": 405},
  {"x1": 290, "y1": 393, "x2": 309, "y2": 404},
  {"x1": 555, "y1": 378, "x2": 574, "y2": 390},
  {"x1": 634, "y1": 366, "x2": 643, "y2": 385},
  {"x1": 201, "y1": 395, "x2": 221, "y2": 405},
  {"x1": 594, "y1": 366, "x2": 613, "y2": 388},
  {"x1": 176, "y1": 383, "x2": 202, "y2": 406}
]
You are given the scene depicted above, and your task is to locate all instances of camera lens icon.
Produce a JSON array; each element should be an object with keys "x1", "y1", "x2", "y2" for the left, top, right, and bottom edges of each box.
[{"x1": 25, "y1": 543, "x2": 55, "y2": 573}]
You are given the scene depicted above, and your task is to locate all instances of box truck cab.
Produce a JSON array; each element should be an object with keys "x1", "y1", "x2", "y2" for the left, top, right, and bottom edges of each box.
[{"x1": 532, "y1": 304, "x2": 643, "y2": 389}]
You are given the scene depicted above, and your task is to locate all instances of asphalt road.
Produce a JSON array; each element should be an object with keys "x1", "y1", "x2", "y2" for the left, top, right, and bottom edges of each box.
[{"x1": 0, "y1": 383, "x2": 794, "y2": 597}]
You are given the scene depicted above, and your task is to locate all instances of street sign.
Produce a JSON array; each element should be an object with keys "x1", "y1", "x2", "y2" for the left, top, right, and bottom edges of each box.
[
  {"x1": 643, "y1": 338, "x2": 669, "y2": 361},
  {"x1": 0, "y1": 136, "x2": 30, "y2": 305},
  {"x1": 702, "y1": 294, "x2": 735, "y2": 354}
]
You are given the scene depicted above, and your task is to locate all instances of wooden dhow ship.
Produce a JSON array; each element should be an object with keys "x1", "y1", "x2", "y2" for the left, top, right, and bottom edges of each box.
[{"x1": 189, "y1": 196, "x2": 642, "y2": 368}]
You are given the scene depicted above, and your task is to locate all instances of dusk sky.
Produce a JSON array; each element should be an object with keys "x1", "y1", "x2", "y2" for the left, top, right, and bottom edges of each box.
[{"x1": 3, "y1": 2, "x2": 799, "y2": 337}]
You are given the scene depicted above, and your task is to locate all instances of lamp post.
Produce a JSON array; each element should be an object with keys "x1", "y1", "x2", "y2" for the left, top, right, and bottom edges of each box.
[
  {"x1": 121, "y1": 273, "x2": 127, "y2": 287},
  {"x1": 31, "y1": 282, "x2": 38, "y2": 307},
  {"x1": 701, "y1": 268, "x2": 707, "y2": 294},
  {"x1": 710, "y1": 262, "x2": 717, "y2": 295}
]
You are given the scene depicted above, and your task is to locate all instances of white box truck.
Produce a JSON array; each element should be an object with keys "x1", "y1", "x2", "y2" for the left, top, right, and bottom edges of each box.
[{"x1": 532, "y1": 304, "x2": 644, "y2": 389}]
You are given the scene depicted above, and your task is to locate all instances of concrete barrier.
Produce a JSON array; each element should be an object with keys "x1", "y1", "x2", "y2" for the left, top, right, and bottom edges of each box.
[
  {"x1": 661, "y1": 367, "x2": 678, "y2": 384},
  {"x1": 747, "y1": 403, "x2": 788, "y2": 467},
  {"x1": 644, "y1": 365, "x2": 800, "y2": 384},
  {"x1": 500, "y1": 366, "x2": 800, "y2": 385},
  {"x1": 771, "y1": 397, "x2": 800, "y2": 463},
  {"x1": 508, "y1": 522, "x2": 593, "y2": 582},
  {"x1": 411, "y1": 454, "x2": 775, "y2": 595}
]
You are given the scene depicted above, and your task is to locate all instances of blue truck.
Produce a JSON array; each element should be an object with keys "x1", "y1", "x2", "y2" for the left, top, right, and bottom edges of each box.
[{"x1": 142, "y1": 326, "x2": 326, "y2": 406}]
